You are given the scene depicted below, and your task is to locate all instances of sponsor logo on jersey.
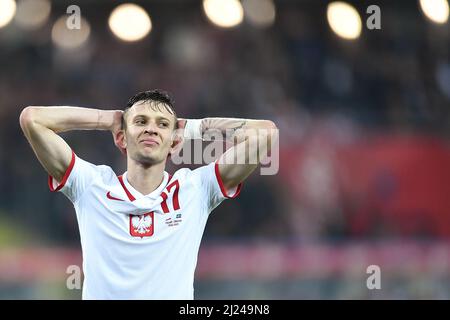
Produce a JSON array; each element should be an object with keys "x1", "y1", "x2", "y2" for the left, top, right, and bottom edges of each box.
[{"x1": 106, "y1": 191, "x2": 124, "y2": 201}]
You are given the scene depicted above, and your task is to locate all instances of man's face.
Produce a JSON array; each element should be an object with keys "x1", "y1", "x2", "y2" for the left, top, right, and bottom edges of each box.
[{"x1": 122, "y1": 101, "x2": 177, "y2": 165}]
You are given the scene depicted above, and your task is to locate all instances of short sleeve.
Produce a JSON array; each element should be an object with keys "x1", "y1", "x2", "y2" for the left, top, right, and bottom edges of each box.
[
  {"x1": 191, "y1": 161, "x2": 242, "y2": 213},
  {"x1": 48, "y1": 151, "x2": 101, "y2": 203}
]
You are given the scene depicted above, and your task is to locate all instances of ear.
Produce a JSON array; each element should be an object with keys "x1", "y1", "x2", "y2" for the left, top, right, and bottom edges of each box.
[
  {"x1": 114, "y1": 130, "x2": 127, "y2": 156},
  {"x1": 169, "y1": 129, "x2": 184, "y2": 157}
]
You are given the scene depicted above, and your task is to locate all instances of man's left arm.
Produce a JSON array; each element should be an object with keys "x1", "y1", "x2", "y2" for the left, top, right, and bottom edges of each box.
[{"x1": 181, "y1": 117, "x2": 278, "y2": 192}]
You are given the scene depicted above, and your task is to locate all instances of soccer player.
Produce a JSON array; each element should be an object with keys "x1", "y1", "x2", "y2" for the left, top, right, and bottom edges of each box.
[{"x1": 19, "y1": 90, "x2": 277, "y2": 299}]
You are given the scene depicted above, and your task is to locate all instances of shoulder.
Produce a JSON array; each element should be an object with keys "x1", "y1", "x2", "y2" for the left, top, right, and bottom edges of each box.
[
  {"x1": 170, "y1": 163, "x2": 217, "y2": 187},
  {"x1": 73, "y1": 155, "x2": 118, "y2": 182},
  {"x1": 53, "y1": 154, "x2": 120, "y2": 202}
]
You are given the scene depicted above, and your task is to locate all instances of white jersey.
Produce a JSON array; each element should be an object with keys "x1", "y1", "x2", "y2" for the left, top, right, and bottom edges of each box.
[{"x1": 48, "y1": 151, "x2": 241, "y2": 300}]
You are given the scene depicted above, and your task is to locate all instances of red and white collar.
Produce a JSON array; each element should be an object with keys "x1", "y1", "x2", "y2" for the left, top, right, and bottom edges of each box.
[{"x1": 118, "y1": 171, "x2": 170, "y2": 202}]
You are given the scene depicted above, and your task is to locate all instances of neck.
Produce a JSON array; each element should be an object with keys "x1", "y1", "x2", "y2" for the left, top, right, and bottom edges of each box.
[{"x1": 126, "y1": 158, "x2": 166, "y2": 195}]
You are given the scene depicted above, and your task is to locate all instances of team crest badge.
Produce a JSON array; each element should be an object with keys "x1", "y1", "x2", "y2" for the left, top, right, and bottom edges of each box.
[{"x1": 129, "y1": 212, "x2": 154, "y2": 237}]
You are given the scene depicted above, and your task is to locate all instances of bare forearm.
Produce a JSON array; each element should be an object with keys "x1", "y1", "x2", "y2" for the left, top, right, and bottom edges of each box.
[
  {"x1": 199, "y1": 117, "x2": 276, "y2": 142},
  {"x1": 21, "y1": 106, "x2": 117, "y2": 133},
  {"x1": 190, "y1": 117, "x2": 278, "y2": 189}
]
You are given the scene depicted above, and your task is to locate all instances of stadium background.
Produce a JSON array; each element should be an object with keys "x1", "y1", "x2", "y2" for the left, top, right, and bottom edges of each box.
[{"x1": 0, "y1": 0, "x2": 449, "y2": 299}]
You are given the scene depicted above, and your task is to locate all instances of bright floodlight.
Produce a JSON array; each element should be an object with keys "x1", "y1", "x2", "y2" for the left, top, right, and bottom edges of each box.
[
  {"x1": 0, "y1": 0, "x2": 16, "y2": 29},
  {"x1": 242, "y1": 0, "x2": 276, "y2": 28},
  {"x1": 51, "y1": 15, "x2": 90, "y2": 49},
  {"x1": 15, "y1": 0, "x2": 51, "y2": 30},
  {"x1": 419, "y1": 0, "x2": 449, "y2": 24},
  {"x1": 203, "y1": 0, "x2": 244, "y2": 28},
  {"x1": 327, "y1": 2, "x2": 362, "y2": 40},
  {"x1": 108, "y1": 3, "x2": 152, "y2": 42}
]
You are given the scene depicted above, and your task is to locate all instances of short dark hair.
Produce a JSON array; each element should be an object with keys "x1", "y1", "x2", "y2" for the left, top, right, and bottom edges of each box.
[{"x1": 122, "y1": 89, "x2": 178, "y2": 130}]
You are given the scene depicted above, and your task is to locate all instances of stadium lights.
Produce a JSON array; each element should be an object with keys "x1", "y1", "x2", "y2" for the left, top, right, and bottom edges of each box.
[
  {"x1": 242, "y1": 0, "x2": 276, "y2": 28},
  {"x1": 51, "y1": 15, "x2": 91, "y2": 49},
  {"x1": 0, "y1": 0, "x2": 16, "y2": 29},
  {"x1": 14, "y1": 0, "x2": 51, "y2": 30},
  {"x1": 108, "y1": 3, "x2": 152, "y2": 42},
  {"x1": 419, "y1": 0, "x2": 449, "y2": 24},
  {"x1": 202, "y1": 0, "x2": 244, "y2": 28},
  {"x1": 327, "y1": 1, "x2": 362, "y2": 40}
]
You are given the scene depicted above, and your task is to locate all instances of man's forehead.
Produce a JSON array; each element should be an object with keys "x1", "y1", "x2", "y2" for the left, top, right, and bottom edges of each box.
[{"x1": 127, "y1": 101, "x2": 174, "y2": 119}]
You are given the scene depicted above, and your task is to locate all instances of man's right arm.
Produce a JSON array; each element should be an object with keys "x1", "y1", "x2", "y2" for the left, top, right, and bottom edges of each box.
[{"x1": 19, "y1": 106, "x2": 122, "y2": 183}]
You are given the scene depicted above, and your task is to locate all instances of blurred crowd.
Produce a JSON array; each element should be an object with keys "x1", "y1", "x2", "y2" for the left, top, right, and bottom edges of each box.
[{"x1": 0, "y1": 0, "x2": 449, "y2": 248}]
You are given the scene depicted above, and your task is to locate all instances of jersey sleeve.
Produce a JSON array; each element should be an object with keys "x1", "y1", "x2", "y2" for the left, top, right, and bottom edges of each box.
[
  {"x1": 191, "y1": 161, "x2": 243, "y2": 213},
  {"x1": 48, "y1": 151, "x2": 101, "y2": 203}
]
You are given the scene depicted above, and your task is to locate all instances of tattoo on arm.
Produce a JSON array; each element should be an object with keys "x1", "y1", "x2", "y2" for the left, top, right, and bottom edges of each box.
[
  {"x1": 230, "y1": 121, "x2": 246, "y2": 133},
  {"x1": 227, "y1": 121, "x2": 247, "y2": 142},
  {"x1": 202, "y1": 119, "x2": 248, "y2": 141}
]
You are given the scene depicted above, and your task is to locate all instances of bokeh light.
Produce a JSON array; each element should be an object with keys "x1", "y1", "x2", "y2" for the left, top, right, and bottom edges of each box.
[
  {"x1": 419, "y1": 0, "x2": 449, "y2": 24},
  {"x1": 108, "y1": 3, "x2": 152, "y2": 42},
  {"x1": 0, "y1": 0, "x2": 16, "y2": 29},
  {"x1": 327, "y1": 2, "x2": 362, "y2": 40},
  {"x1": 203, "y1": 0, "x2": 244, "y2": 28},
  {"x1": 51, "y1": 15, "x2": 91, "y2": 49},
  {"x1": 242, "y1": 0, "x2": 276, "y2": 28},
  {"x1": 14, "y1": 0, "x2": 51, "y2": 30}
]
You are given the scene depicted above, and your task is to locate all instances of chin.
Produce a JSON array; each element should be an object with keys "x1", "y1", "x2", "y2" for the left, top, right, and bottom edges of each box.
[{"x1": 135, "y1": 152, "x2": 164, "y2": 166}]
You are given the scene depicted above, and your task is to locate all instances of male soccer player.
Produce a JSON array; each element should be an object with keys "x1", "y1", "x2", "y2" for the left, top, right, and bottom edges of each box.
[{"x1": 19, "y1": 90, "x2": 277, "y2": 299}]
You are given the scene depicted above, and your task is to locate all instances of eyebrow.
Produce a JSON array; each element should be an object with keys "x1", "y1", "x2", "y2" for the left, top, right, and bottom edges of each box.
[{"x1": 132, "y1": 115, "x2": 171, "y2": 122}]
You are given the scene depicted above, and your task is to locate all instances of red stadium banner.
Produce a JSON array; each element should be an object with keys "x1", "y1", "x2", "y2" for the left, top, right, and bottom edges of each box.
[{"x1": 280, "y1": 134, "x2": 450, "y2": 237}]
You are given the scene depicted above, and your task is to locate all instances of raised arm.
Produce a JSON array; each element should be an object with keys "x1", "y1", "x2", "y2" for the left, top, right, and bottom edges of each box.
[
  {"x1": 181, "y1": 117, "x2": 278, "y2": 192},
  {"x1": 19, "y1": 106, "x2": 123, "y2": 182}
]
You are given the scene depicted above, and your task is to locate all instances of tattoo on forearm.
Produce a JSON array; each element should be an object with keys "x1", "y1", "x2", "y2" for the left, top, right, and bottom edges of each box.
[
  {"x1": 230, "y1": 121, "x2": 246, "y2": 132},
  {"x1": 202, "y1": 119, "x2": 248, "y2": 141}
]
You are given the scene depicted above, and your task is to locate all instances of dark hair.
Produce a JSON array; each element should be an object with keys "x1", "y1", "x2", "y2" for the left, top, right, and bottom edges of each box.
[{"x1": 122, "y1": 89, "x2": 178, "y2": 130}]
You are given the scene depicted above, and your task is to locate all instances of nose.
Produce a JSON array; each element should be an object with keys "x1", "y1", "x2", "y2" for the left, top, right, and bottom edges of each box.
[{"x1": 143, "y1": 121, "x2": 158, "y2": 135}]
